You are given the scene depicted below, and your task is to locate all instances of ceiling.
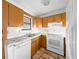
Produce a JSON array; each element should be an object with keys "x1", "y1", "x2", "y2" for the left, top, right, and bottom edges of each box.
[{"x1": 6, "y1": 0, "x2": 69, "y2": 17}]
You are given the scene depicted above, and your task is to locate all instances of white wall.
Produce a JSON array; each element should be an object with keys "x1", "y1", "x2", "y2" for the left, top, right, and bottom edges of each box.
[{"x1": 66, "y1": 0, "x2": 77, "y2": 59}]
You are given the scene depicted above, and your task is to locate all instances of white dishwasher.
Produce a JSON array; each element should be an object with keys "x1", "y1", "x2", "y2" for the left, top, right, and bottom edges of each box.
[
  {"x1": 14, "y1": 40, "x2": 31, "y2": 59},
  {"x1": 6, "y1": 39, "x2": 31, "y2": 59}
]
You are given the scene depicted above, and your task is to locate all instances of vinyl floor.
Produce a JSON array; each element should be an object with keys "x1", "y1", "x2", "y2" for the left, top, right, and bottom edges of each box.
[{"x1": 32, "y1": 48, "x2": 65, "y2": 59}]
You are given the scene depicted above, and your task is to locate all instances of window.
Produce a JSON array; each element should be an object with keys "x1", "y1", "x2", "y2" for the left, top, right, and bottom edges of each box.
[{"x1": 22, "y1": 15, "x2": 32, "y2": 30}]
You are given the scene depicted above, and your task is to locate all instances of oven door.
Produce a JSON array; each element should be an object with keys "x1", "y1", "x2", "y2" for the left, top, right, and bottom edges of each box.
[{"x1": 46, "y1": 34, "x2": 64, "y2": 55}]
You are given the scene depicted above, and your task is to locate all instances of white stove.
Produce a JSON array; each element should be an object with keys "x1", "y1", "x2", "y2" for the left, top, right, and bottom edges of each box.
[{"x1": 46, "y1": 25, "x2": 65, "y2": 56}]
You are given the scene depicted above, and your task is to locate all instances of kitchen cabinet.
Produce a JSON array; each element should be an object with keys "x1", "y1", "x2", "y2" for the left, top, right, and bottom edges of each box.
[
  {"x1": 8, "y1": 3, "x2": 23, "y2": 27},
  {"x1": 61, "y1": 13, "x2": 66, "y2": 26},
  {"x1": 42, "y1": 17, "x2": 48, "y2": 27},
  {"x1": 31, "y1": 36, "x2": 40, "y2": 57},
  {"x1": 47, "y1": 16, "x2": 54, "y2": 23},
  {"x1": 40, "y1": 35, "x2": 46, "y2": 49},
  {"x1": 2, "y1": 0, "x2": 8, "y2": 40},
  {"x1": 32, "y1": 17, "x2": 37, "y2": 27},
  {"x1": 32, "y1": 17, "x2": 42, "y2": 28},
  {"x1": 54, "y1": 13, "x2": 62, "y2": 22},
  {"x1": 36, "y1": 17, "x2": 42, "y2": 27},
  {"x1": 42, "y1": 13, "x2": 66, "y2": 27},
  {"x1": 2, "y1": 0, "x2": 8, "y2": 59},
  {"x1": 32, "y1": 13, "x2": 66, "y2": 28}
]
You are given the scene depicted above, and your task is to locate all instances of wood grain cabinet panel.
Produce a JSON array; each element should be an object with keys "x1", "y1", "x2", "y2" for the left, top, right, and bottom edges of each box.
[
  {"x1": 42, "y1": 17, "x2": 48, "y2": 27},
  {"x1": 31, "y1": 41, "x2": 36, "y2": 57},
  {"x1": 47, "y1": 16, "x2": 54, "y2": 23},
  {"x1": 61, "y1": 13, "x2": 66, "y2": 26},
  {"x1": 40, "y1": 35, "x2": 46, "y2": 49},
  {"x1": 8, "y1": 3, "x2": 23, "y2": 27},
  {"x1": 31, "y1": 36, "x2": 40, "y2": 57},
  {"x1": 32, "y1": 17, "x2": 37, "y2": 27},
  {"x1": 36, "y1": 18, "x2": 42, "y2": 27},
  {"x1": 36, "y1": 38, "x2": 40, "y2": 50},
  {"x1": 32, "y1": 17, "x2": 42, "y2": 28},
  {"x1": 54, "y1": 14, "x2": 62, "y2": 22},
  {"x1": 42, "y1": 13, "x2": 66, "y2": 27},
  {"x1": 2, "y1": 0, "x2": 8, "y2": 59}
]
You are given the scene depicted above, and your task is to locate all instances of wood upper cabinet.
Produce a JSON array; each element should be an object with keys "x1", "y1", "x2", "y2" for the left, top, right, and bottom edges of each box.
[
  {"x1": 47, "y1": 16, "x2": 54, "y2": 23},
  {"x1": 32, "y1": 17, "x2": 37, "y2": 27},
  {"x1": 42, "y1": 13, "x2": 66, "y2": 27},
  {"x1": 8, "y1": 3, "x2": 23, "y2": 27},
  {"x1": 61, "y1": 13, "x2": 66, "y2": 26},
  {"x1": 42, "y1": 13, "x2": 62, "y2": 27},
  {"x1": 54, "y1": 14, "x2": 62, "y2": 22},
  {"x1": 42, "y1": 17, "x2": 48, "y2": 27},
  {"x1": 36, "y1": 17, "x2": 42, "y2": 27},
  {"x1": 32, "y1": 17, "x2": 42, "y2": 28},
  {"x1": 31, "y1": 36, "x2": 40, "y2": 57}
]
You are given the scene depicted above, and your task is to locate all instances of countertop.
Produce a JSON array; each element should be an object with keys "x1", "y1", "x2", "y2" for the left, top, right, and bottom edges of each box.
[
  {"x1": 6, "y1": 29, "x2": 66, "y2": 46},
  {"x1": 6, "y1": 32, "x2": 41, "y2": 46}
]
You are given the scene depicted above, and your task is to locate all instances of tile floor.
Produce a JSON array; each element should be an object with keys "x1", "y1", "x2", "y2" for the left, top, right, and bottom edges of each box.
[{"x1": 32, "y1": 48, "x2": 65, "y2": 59}]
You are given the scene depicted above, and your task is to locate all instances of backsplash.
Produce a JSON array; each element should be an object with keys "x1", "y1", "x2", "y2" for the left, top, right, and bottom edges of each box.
[
  {"x1": 7, "y1": 27, "x2": 41, "y2": 34},
  {"x1": 7, "y1": 27, "x2": 22, "y2": 34},
  {"x1": 7, "y1": 26, "x2": 66, "y2": 35}
]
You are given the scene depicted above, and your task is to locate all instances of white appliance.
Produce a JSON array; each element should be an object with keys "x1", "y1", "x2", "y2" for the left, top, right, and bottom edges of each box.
[
  {"x1": 46, "y1": 23, "x2": 65, "y2": 56},
  {"x1": 46, "y1": 34, "x2": 64, "y2": 56},
  {"x1": 14, "y1": 40, "x2": 31, "y2": 59},
  {"x1": 5, "y1": 37, "x2": 31, "y2": 59}
]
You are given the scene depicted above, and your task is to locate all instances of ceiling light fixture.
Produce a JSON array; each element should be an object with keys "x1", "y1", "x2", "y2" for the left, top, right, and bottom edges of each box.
[{"x1": 41, "y1": 0, "x2": 51, "y2": 6}]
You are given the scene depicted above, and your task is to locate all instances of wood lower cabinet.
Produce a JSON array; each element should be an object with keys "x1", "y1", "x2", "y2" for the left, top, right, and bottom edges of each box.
[
  {"x1": 31, "y1": 36, "x2": 40, "y2": 57},
  {"x1": 31, "y1": 35, "x2": 47, "y2": 57},
  {"x1": 31, "y1": 41, "x2": 36, "y2": 57},
  {"x1": 40, "y1": 35, "x2": 46, "y2": 49}
]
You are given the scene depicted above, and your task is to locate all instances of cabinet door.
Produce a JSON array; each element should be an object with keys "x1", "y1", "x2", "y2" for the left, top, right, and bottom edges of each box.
[
  {"x1": 31, "y1": 37, "x2": 40, "y2": 57},
  {"x1": 2, "y1": 0, "x2": 8, "y2": 59},
  {"x1": 31, "y1": 41, "x2": 36, "y2": 57},
  {"x1": 36, "y1": 18, "x2": 42, "y2": 27},
  {"x1": 48, "y1": 16, "x2": 54, "y2": 23},
  {"x1": 32, "y1": 17, "x2": 37, "y2": 27},
  {"x1": 41, "y1": 35, "x2": 46, "y2": 49},
  {"x1": 42, "y1": 17, "x2": 48, "y2": 27},
  {"x1": 32, "y1": 17, "x2": 42, "y2": 28},
  {"x1": 35, "y1": 37, "x2": 40, "y2": 50},
  {"x1": 8, "y1": 3, "x2": 23, "y2": 27},
  {"x1": 61, "y1": 13, "x2": 66, "y2": 26},
  {"x1": 54, "y1": 14, "x2": 62, "y2": 22}
]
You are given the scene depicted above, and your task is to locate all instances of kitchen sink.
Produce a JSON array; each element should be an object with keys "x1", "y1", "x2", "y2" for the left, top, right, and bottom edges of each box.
[{"x1": 26, "y1": 34, "x2": 37, "y2": 37}]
